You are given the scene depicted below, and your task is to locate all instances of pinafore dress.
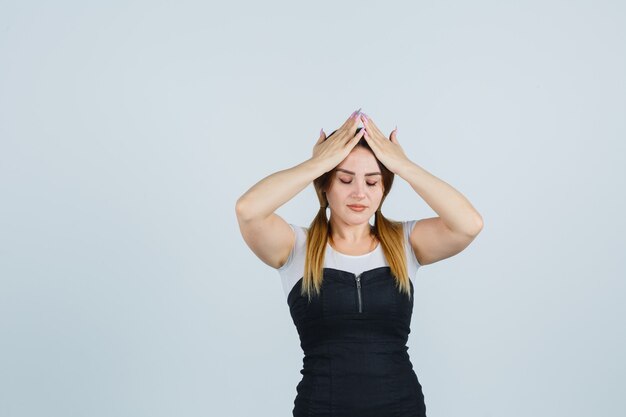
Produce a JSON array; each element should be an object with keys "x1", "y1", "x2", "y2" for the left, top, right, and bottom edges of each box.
[{"x1": 287, "y1": 265, "x2": 427, "y2": 417}]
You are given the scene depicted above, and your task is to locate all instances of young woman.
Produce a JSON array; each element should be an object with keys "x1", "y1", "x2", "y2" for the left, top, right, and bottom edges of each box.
[{"x1": 235, "y1": 108, "x2": 483, "y2": 417}]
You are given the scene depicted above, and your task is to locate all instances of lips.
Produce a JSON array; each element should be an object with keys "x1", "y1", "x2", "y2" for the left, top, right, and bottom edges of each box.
[{"x1": 347, "y1": 204, "x2": 367, "y2": 211}]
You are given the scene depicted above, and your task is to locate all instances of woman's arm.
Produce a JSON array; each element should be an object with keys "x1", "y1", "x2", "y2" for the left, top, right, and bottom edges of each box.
[
  {"x1": 235, "y1": 158, "x2": 328, "y2": 269},
  {"x1": 397, "y1": 160, "x2": 483, "y2": 236},
  {"x1": 235, "y1": 111, "x2": 365, "y2": 268},
  {"x1": 236, "y1": 110, "x2": 365, "y2": 221},
  {"x1": 357, "y1": 112, "x2": 483, "y2": 265},
  {"x1": 235, "y1": 157, "x2": 327, "y2": 222},
  {"x1": 398, "y1": 160, "x2": 483, "y2": 266}
]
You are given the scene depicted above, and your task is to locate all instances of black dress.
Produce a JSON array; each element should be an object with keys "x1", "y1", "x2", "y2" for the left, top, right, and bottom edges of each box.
[{"x1": 287, "y1": 266, "x2": 427, "y2": 417}]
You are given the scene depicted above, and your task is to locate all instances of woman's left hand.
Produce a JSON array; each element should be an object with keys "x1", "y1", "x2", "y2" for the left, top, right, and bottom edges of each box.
[{"x1": 359, "y1": 112, "x2": 410, "y2": 175}]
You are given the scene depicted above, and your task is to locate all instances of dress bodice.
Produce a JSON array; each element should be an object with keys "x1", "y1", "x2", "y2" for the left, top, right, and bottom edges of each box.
[{"x1": 287, "y1": 266, "x2": 426, "y2": 416}]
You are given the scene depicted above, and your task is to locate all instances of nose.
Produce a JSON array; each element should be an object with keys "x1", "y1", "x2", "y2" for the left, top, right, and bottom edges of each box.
[{"x1": 351, "y1": 181, "x2": 367, "y2": 198}]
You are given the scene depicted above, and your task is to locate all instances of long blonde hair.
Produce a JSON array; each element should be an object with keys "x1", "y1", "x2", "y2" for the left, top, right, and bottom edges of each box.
[{"x1": 301, "y1": 128, "x2": 412, "y2": 302}]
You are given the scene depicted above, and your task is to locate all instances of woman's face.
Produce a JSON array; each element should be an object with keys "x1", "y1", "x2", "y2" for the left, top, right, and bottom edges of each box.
[{"x1": 325, "y1": 147, "x2": 384, "y2": 225}]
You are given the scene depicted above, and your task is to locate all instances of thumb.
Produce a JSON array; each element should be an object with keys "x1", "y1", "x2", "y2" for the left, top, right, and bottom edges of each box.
[
  {"x1": 389, "y1": 126, "x2": 398, "y2": 143},
  {"x1": 316, "y1": 128, "x2": 326, "y2": 144}
]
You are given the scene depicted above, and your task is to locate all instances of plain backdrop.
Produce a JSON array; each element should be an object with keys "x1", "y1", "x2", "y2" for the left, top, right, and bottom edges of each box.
[{"x1": 1, "y1": 1, "x2": 625, "y2": 416}]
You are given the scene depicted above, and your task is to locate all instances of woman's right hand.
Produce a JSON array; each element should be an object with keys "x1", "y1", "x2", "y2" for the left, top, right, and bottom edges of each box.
[{"x1": 311, "y1": 109, "x2": 366, "y2": 172}]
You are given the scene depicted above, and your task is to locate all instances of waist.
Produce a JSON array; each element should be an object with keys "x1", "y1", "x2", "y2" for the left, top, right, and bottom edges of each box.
[
  {"x1": 296, "y1": 314, "x2": 410, "y2": 351},
  {"x1": 300, "y1": 344, "x2": 415, "y2": 378}
]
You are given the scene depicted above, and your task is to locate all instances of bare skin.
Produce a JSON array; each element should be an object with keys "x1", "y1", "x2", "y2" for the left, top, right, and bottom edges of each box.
[
  {"x1": 235, "y1": 109, "x2": 367, "y2": 269},
  {"x1": 324, "y1": 147, "x2": 383, "y2": 255},
  {"x1": 235, "y1": 108, "x2": 483, "y2": 270}
]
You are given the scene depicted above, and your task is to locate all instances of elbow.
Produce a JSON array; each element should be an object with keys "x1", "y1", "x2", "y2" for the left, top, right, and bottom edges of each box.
[
  {"x1": 471, "y1": 214, "x2": 484, "y2": 236},
  {"x1": 235, "y1": 197, "x2": 250, "y2": 222},
  {"x1": 235, "y1": 196, "x2": 264, "y2": 224}
]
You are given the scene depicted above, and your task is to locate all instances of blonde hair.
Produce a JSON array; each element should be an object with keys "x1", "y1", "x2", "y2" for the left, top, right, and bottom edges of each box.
[{"x1": 301, "y1": 128, "x2": 411, "y2": 302}]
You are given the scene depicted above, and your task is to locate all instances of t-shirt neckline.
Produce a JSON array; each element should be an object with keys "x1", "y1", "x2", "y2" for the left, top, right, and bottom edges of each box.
[{"x1": 327, "y1": 242, "x2": 380, "y2": 258}]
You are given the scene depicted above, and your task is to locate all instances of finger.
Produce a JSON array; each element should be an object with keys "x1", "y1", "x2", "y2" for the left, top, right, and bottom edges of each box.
[
  {"x1": 349, "y1": 127, "x2": 366, "y2": 145},
  {"x1": 338, "y1": 112, "x2": 361, "y2": 142},
  {"x1": 341, "y1": 108, "x2": 362, "y2": 128},
  {"x1": 362, "y1": 113, "x2": 387, "y2": 140},
  {"x1": 316, "y1": 128, "x2": 326, "y2": 144},
  {"x1": 363, "y1": 127, "x2": 379, "y2": 144},
  {"x1": 360, "y1": 113, "x2": 374, "y2": 133},
  {"x1": 331, "y1": 112, "x2": 359, "y2": 140},
  {"x1": 326, "y1": 128, "x2": 340, "y2": 140},
  {"x1": 364, "y1": 129, "x2": 381, "y2": 149},
  {"x1": 360, "y1": 113, "x2": 383, "y2": 137},
  {"x1": 348, "y1": 111, "x2": 362, "y2": 133},
  {"x1": 363, "y1": 129, "x2": 373, "y2": 143},
  {"x1": 362, "y1": 129, "x2": 378, "y2": 152}
]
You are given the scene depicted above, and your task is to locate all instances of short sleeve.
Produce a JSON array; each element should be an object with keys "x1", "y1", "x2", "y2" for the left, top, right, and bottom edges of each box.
[
  {"x1": 277, "y1": 223, "x2": 297, "y2": 271},
  {"x1": 403, "y1": 220, "x2": 422, "y2": 273},
  {"x1": 276, "y1": 224, "x2": 308, "y2": 298}
]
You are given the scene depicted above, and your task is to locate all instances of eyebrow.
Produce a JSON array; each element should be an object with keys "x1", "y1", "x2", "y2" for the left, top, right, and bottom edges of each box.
[{"x1": 336, "y1": 168, "x2": 382, "y2": 176}]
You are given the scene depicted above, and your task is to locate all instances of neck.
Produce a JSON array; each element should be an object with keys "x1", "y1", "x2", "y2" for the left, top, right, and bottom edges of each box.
[{"x1": 328, "y1": 217, "x2": 373, "y2": 243}]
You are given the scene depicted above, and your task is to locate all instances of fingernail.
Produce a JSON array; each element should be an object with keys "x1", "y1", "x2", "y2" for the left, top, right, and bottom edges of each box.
[{"x1": 320, "y1": 128, "x2": 324, "y2": 136}]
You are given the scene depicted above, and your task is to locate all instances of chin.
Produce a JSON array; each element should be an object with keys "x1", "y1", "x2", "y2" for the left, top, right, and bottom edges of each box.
[{"x1": 346, "y1": 210, "x2": 370, "y2": 217}]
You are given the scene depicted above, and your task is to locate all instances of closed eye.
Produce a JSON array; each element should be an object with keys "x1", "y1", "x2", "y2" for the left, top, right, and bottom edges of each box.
[{"x1": 340, "y1": 179, "x2": 378, "y2": 187}]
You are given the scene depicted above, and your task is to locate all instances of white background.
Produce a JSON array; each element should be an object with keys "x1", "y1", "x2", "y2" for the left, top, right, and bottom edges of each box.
[{"x1": 1, "y1": 1, "x2": 624, "y2": 416}]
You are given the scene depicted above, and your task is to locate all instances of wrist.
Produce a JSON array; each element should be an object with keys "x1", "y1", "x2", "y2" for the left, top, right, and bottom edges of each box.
[
  {"x1": 395, "y1": 159, "x2": 418, "y2": 178},
  {"x1": 305, "y1": 157, "x2": 332, "y2": 175}
]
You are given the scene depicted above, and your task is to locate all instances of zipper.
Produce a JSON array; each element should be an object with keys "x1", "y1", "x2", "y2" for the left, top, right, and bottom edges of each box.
[{"x1": 355, "y1": 273, "x2": 363, "y2": 313}]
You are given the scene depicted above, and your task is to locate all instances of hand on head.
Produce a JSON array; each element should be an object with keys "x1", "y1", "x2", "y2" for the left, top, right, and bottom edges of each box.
[
  {"x1": 315, "y1": 109, "x2": 406, "y2": 175},
  {"x1": 312, "y1": 108, "x2": 366, "y2": 172}
]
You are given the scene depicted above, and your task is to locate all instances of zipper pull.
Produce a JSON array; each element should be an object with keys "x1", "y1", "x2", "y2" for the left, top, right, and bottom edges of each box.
[{"x1": 355, "y1": 274, "x2": 363, "y2": 313}]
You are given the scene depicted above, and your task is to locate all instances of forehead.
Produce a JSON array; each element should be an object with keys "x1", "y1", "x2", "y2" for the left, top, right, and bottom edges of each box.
[{"x1": 336, "y1": 148, "x2": 379, "y2": 173}]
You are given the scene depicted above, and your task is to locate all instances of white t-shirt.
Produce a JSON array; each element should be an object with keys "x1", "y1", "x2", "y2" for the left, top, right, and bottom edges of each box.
[{"x1": 276, "y1": 220, "x2": 422, "y2": 298}]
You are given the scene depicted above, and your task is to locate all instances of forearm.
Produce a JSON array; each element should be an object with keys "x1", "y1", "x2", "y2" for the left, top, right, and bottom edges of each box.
[
  {"x1": 396, "y1": 160, "x2": 483, "y2": 236},
  {"x1": 235, "y1": 158, "x2": 327, "y2": 222}
]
